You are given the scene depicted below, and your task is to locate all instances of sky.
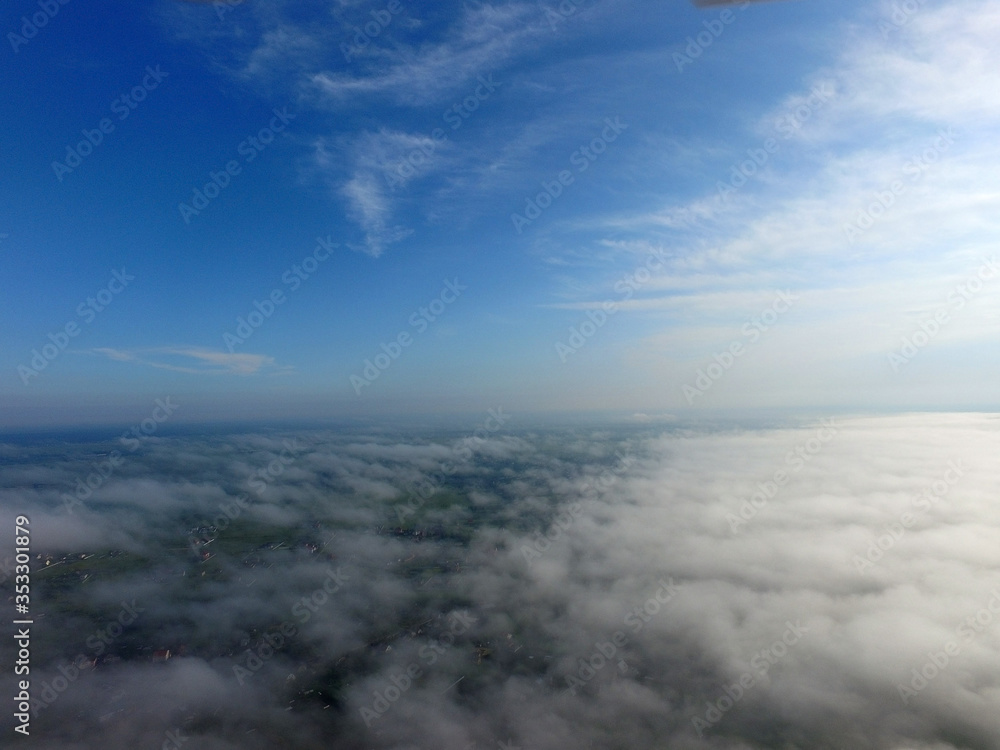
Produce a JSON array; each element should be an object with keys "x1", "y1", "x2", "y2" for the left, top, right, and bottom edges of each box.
[{"x1": 2, "y1": 0, "x2": 999, "y2": 428}]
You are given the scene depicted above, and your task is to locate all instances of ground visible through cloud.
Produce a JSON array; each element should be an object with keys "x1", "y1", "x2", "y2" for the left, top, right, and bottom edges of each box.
[{"x1": 2, "y1": 413, "x2": 999, "y2": 748}]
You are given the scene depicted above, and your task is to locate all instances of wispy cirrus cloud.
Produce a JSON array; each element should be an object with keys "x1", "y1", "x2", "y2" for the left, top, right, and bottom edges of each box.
[
  {"x1": 519, "y1": 0, "x2": 1000, "y2": 408},
  {"x1": 166, "y1": 0, "x2": 567, "y2": 105},
  {"x1": 92, "y1": 347, "x2": 288, "y2": 376},
  {"x1": 312, "y1": 128, "x2": 443, "y2": 257},
  {"x1": 306, "y1": 2, "x2": 545, "y2": 106},
  {"x1": 569, "y1": 8, "x2": 989, "y2": 273},
  {"x1": 593, "y1": 0, "x2": 1000, "y2": 269},
  {"x1": 161, "y1": 0, "x2": 616, "y2": 256}
]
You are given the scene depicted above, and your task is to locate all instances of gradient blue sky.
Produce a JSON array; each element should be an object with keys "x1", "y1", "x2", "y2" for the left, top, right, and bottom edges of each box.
[{"x1": 2, "y1": 0, "x2": 998, "y2": 428}]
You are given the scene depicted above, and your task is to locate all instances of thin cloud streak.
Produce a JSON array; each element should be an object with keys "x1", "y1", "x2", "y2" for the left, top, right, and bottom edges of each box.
[{"x1": 92, "y1": 347, "x2": 285, "y2": 376}]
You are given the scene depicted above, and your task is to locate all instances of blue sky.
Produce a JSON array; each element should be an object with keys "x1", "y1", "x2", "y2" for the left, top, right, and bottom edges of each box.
[{"x1": 2, "y1": 0, "x2": 998, "y2": 428}]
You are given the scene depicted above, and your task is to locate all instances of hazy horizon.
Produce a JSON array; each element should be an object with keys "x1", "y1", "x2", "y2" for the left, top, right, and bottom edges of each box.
[{"x1": 4, "y1": 0, "x2": 1000, "y2": 424}]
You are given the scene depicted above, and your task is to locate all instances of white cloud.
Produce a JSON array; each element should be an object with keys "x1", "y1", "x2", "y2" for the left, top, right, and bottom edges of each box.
[
  {"x1": 6, "y1": 414, "x2": 1000, "y2": 747},
  {"x1": 546, "y1": 0, "x2": 1000, "y2": 408},
  {"x1": 92, "y1": 346, "x2": 286, "y2": 376},
  {"x1": 307, "y1": 2, "x2": 546, "y2": 106}
]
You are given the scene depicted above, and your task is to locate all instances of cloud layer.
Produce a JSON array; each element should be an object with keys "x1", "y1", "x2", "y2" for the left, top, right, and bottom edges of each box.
[{"x1": 3, "y1": 413, "x2": 1000, "y2": 748}]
